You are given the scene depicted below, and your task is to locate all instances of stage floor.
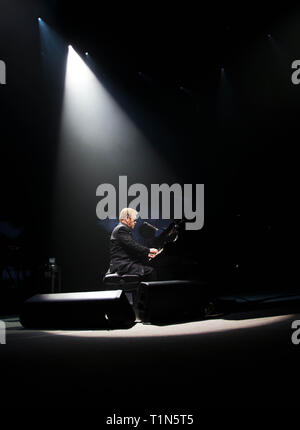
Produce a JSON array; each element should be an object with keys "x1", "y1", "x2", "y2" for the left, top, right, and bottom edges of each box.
[{"x1": 1, "y1": 305, "x2": 300, "y2": 411}]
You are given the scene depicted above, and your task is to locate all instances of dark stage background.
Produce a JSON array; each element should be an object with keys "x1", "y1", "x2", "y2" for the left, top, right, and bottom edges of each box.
[{"x1": 0, "y1": 1, "x2": 297, "y2": 311}]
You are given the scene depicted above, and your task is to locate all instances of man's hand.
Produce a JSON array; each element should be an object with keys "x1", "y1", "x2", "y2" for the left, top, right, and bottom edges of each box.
[{"x1": 148, "y1": 248, "x2": 159, "y2": 259}]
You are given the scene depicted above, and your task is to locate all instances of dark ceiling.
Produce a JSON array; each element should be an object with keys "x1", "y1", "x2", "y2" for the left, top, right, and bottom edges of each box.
[{"x1": 38, "y1": 2, "x2": 298, "y2": 89}]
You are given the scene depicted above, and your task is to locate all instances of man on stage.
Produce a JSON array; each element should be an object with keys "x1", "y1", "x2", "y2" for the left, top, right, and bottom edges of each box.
[{"x1": 108, "y1": 208, "x2": 158, "y2": 280}]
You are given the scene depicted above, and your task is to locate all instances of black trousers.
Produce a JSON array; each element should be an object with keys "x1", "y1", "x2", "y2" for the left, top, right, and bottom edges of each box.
[
  {"x1": 110, "y1": 261, "x2": 157, "y2": 281},
  {"x1": 128, "y1": 262, "x2": 157, "y2": 281}
]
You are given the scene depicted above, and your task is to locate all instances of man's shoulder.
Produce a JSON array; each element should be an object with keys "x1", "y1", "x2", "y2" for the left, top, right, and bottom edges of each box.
[{"x1": 111, "y1": 222, "x2": 131, "y2": 239}]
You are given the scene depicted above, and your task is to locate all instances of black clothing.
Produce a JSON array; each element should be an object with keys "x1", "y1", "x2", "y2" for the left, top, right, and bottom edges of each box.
[{"x1": 109, "y1": 222, "x2": 155, "y2": 279}]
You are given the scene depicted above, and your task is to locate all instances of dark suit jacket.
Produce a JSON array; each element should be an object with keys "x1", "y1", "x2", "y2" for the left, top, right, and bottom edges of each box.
[{"x1": 109, "y1": 223, "x2": 150, "y2": 275}]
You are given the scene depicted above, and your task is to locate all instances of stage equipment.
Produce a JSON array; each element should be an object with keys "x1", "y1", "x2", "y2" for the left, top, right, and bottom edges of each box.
[
  {"x1": 43, "y1": 257, "x2": 61, "y2": 293},
  {"x1": 20, "y1": 290, "x2": 136, "y2": 329},
  {"x1": 136, "y1": 280, "x2": 210, "y2": 323},
  {"x1": 102, "y1": 272, "x2": 141, "y2": 307}
]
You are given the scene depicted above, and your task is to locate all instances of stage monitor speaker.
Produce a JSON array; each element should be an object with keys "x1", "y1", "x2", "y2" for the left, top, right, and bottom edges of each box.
[
  {"x1": 20, "y1": 290, "x2": 136, "y2": 329},
  {"x1": 136, "y1": 280, "x2": 210, "y2": 323}
]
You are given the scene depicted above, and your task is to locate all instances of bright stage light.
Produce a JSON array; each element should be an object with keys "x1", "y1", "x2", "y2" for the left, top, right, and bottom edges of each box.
[
  {"x1": 65, "y1": 45, "x2": 91, "y2": 87},
  {"x1": 60, "y1": 45, "x2": 149, "y2": 149},
  {"x1": 38, "y1": 18, "x2": 66, "y2": 84}
]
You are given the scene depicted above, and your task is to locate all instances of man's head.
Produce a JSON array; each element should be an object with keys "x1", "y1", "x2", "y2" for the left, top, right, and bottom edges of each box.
[{"x1": 119, "y1": 208, "x2": 138, "y2": 229}]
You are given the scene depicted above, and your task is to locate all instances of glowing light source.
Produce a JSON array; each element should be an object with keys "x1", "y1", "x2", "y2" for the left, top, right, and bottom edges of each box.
[{"x1": 61, "y1": 45, "x2": 148, "y2": 148}]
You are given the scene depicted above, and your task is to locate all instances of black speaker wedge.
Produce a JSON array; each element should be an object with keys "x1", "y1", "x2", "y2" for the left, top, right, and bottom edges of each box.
[{"x1": 20, "y1": 290, "x2": 136, "y2": 329}]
